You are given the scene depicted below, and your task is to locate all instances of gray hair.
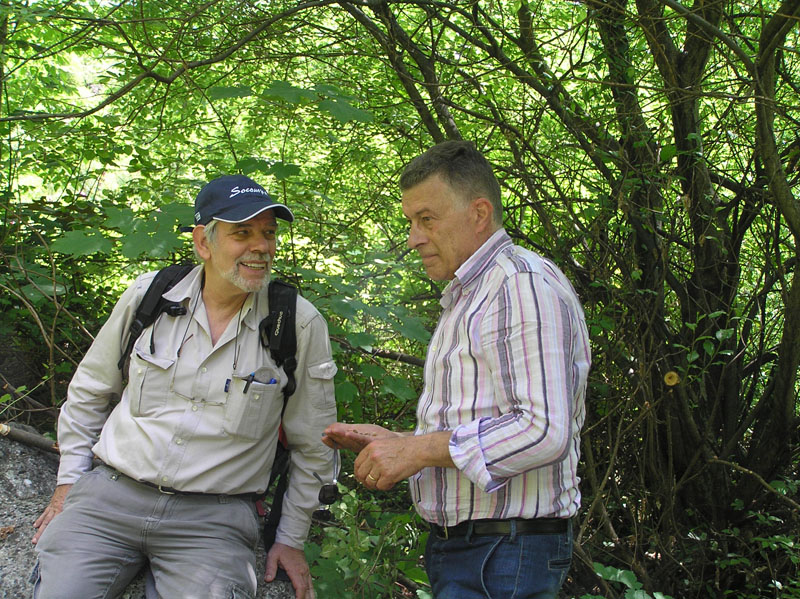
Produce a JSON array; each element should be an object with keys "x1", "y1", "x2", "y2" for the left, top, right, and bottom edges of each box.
[
  {"x1": 399, "y1": 140, "x2": 503, "y2": 225},
  {"x1": 193, "y1": 219, "x2": 219, "y2": 262}
]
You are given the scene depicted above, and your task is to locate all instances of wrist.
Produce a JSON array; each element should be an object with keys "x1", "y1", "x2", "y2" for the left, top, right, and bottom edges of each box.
[{"x1": 411, "y1": 431, "x2": 455, "y2": 469}]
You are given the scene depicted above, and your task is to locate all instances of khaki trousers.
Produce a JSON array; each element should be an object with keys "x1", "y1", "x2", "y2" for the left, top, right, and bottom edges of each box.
[{"x1": 33, "y1": 464, "x2": 260, "y2": 599}]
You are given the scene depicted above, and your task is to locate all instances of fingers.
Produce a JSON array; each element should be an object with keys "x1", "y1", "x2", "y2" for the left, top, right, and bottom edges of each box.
[
  {"x1": 32, "y1": 484, "x2": 73, "y2": 545},
  {"x1": 263, "y1": 552, "x2": 278, "y2": 582},
  {"x1": 320, "y1": 434, "x2": 338, "y2": 450},
  {"x1": 33, "y1": 509, "x2": 47, "y2": 530},
  {"x1": 360, "y1": 471, "x2": 397, "y2": 491},
  {"x1": 31, "y1": 508, "x2": 54, "y2": 544},
  {"x1": 265, "y1": 543, "x2": 314, "y2": 598},
  {"x1": 286, "y1": 568, "x2": 314, "y2": 599},
  {"x1": 32, "y1": 502, "x2": 59, "y2": 543},
  {"x1": 354, "y1": 450, "x2": 394, "y2": 490},
  {"x1": 322, "y1": 423, "x2": 396, "y2": 453}
]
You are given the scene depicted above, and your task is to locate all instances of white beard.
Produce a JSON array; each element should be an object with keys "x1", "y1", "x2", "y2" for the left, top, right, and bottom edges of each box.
[{"x1": 222, "y1": 253, "x2": 272, "y2": 292}]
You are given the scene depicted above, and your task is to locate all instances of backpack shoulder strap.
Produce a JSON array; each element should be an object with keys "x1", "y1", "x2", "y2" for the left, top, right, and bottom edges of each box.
[
  {"x1": 117, "y1": 263, "x2": 195, "y2": 370},
  {"x1": 259, "y1": 280, "x2": 299, "y2": 567},
  {"x1": 259, "y1": 280, "x2": 298, "y2": 405}
]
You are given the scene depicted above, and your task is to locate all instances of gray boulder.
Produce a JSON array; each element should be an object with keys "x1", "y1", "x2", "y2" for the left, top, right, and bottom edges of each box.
[{"x1": 0, "y1": 427, "x2": 295, "y2": 599}]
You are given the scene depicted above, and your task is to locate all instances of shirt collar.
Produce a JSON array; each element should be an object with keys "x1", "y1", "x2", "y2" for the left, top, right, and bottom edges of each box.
[
  {"x1": 440, "y1": 229, "x2": 511, "y2": 306},
  {"x1": 162, "y1": 264, "x2": 260, "y2": 330},
  {"x1": 162, "y1": 264, "x2": 204, "y2": 303},
  {"x1": 454, "y1": 228, "x2": 511, "y2": 287}
]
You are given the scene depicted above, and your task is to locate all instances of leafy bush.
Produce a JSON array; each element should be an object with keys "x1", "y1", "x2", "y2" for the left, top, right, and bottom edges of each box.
[
  {"x1": 308, "y1": 486, "x2": 430, "y2": 598},
  {"x1": 581, "y1": 563, "x2": 673, "y2": 599}
]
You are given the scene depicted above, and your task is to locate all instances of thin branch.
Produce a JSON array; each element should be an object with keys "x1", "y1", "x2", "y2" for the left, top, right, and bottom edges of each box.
[
  {"x1": 0, "y1": 0, "x2": 337, "y2": 123},
  {"x1": 331, "y1": 336, "x2": 425, "y2": 368},
  {"x1": 0, "y1": 422, "x2": 59, "y2": 455},
  {"x1": 709, "y1": 457, "x2": 800, "y2": 515},
  {"x1": 658, "y1": 0, "x2": 757, "y2": 79}
]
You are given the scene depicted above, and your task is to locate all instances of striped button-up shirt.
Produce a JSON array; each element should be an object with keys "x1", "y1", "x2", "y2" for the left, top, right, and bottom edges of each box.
[{"x1": 410, "y1": 229, "x2": 591, "y2": 526}]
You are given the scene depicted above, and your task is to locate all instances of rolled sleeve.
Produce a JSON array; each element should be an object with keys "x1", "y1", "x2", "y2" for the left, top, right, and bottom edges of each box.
[{"x1": 449, "y1": 419, "x2": 508, "y2": 493}]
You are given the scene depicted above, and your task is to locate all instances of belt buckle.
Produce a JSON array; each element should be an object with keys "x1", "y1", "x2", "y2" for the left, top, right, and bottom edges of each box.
[{"x1": 157, "y1": 484, "x2": 176, "y2": 495}]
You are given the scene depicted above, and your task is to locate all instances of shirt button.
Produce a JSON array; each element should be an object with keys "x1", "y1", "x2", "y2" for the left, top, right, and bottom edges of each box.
[
  {"x1": 192, "y1": 405, "x2": 198, "y2": 412},
  {"x1": 161, "y1": 476, "x2": 168, "y2": 483},
  {"x1": 175, "y1": 439, "x2": 183, "y2": 445},
  {"x1": 201, "y1": 367, "x2": 207, "y2": 373},
  {"x1": 254, "y1": 394, "x2": 261, "y2": 400}
]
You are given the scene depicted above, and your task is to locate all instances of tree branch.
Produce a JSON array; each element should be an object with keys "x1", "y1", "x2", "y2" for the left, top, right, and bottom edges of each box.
[
  {"x1": 331, "y1": 336, "x2": 424, "y2": 368},
  {"x1": 0, "y1": 0, "x2": 336, "y2": 123},
  {"x1": 709, "y1": 457, "x2": 800, "y2": 515},
  {"x1": 0, "y1": 423, "x2": 59, "y2": 455}
]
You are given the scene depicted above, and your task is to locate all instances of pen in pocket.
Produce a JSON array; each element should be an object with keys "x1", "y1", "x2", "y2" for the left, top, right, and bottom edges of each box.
[{"x1": 242, "y1": 374, "x2": 278, "y2": 392}]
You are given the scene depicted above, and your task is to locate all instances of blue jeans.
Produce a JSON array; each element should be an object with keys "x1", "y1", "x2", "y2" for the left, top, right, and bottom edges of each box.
[{"x1": 424, "y1": 520, "x2": 573, "y2": 599}]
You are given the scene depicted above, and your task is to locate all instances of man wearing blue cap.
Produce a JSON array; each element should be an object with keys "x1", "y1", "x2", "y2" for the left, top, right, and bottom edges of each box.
[{"x1": 31, "y1": 175, "x2": 336, "y2": 599}]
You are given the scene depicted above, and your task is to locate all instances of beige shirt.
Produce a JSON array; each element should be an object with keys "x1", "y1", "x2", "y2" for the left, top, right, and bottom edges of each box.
[{"x1": 56, "y1": 265, "x2": 338, "y2": 548}]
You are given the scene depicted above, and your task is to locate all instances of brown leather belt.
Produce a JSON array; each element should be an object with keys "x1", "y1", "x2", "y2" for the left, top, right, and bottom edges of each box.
[{"x1": 429, "y1": 517, "x2": 569, "y2": 539}]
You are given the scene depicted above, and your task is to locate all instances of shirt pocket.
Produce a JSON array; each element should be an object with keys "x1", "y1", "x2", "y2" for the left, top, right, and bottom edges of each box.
[
  {"x1": 224, "y1": 367, "x2": 282, "y2": 441},
  {"x1": 128, "y1": 350, "x2": 175, "y2": 417},
  {"x1": 307, "y1": 359, "x2": 337, "y2": 408}
]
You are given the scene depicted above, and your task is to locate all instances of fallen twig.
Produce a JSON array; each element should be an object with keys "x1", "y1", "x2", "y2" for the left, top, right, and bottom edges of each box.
[{"x1": 0, "y1": 423, "x2": 59, "y2": 455}]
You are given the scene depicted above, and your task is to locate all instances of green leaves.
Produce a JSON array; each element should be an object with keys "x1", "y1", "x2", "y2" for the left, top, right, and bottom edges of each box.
[
  {"x1": 51, "y1": 202, "x2": 192, "y2": 259},
  {"x1": 308, "y1": 491, "x2": 429, "y2": 598},
  {"x1": 262, "y1": 80, "x2": 317, "y2": 104},
  {"x1": 394, "y1": 317, "x2": 430, "y2": 344},
  {"x1": 583, "y1": 563, "x2": 674, "y2": 599},
  {"x1": 51, "y1": 230, "x2": 113, "y2": 256},
  {"x1": 236, "y1": 157, "x2": 301, "y2": 180},
  {"x1": 318, "y1": 97, "x2": 373, "y2": 123},
  {"x1": 207, "y1": 86, "x2": 254, "y2": 100},
  {"x1": 208, "y1": 77, "x2": 374, "y2": 123},
  {"x1": 260, "y1": 80, "x2": 373, "y2": 123}
]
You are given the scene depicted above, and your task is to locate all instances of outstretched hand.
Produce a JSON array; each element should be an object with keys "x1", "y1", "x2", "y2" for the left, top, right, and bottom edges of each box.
[
  {"x1": 354, "y1": 431, "x2": 455, "y2": 490},
  {"x1": 324, "y1": 425, "x2": 456, "y2": 492},
  {"x1": 321, "y1": 422, "x2": 397, "y2": 453}
]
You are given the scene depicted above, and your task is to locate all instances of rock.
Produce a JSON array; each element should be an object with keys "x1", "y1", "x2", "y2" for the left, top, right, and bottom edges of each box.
[{"x1": 0, "y1": 428, "x2": 295, "y2": 599}]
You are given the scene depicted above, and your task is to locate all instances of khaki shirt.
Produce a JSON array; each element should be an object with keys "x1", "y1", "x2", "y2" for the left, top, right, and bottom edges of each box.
[{"x1": 56, "y1": 266, "x2": 338, "y2": 548}]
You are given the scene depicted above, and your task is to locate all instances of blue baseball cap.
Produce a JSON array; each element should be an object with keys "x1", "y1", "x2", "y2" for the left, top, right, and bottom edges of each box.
[{"x1": 194, "y1": 174, "x2": 294, "y2": 225}]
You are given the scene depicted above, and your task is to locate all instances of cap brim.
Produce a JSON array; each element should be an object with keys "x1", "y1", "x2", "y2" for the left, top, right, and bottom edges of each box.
[{"x1": 213, "y1": 203, "x2": 295, "y2": 223}]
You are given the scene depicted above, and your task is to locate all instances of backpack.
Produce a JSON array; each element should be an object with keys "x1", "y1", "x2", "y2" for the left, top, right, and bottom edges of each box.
[{"x1": 117, "y1": 264, "x2": 299, "y2": 558}]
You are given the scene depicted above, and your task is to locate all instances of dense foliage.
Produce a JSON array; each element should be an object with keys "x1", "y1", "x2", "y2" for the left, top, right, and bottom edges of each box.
[{"x1": 2, "y1": 0, "x2": 799, "y2": 596}]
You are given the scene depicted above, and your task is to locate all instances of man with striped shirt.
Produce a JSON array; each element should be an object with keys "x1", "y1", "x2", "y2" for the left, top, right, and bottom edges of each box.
[{"x1": 324, "y1": 140, "x2": 590, "y2": 598}]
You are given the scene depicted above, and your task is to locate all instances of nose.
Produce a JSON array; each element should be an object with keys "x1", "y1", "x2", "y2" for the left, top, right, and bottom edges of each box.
[
  {"x1": 251, "y1": 233, "x2": 273, "y2": 256},
  {"x1": 407, "y1": 223, "x2": 426, "y2": 249}
]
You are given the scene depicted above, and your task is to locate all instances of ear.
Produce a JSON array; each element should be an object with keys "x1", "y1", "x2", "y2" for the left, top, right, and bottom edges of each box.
[
  {"x1": 193, "y1": 225, "x2": 212, "y2": 261},
  {"x1": 471, "y1": 197, "x2": 494, "y2": 233}
]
